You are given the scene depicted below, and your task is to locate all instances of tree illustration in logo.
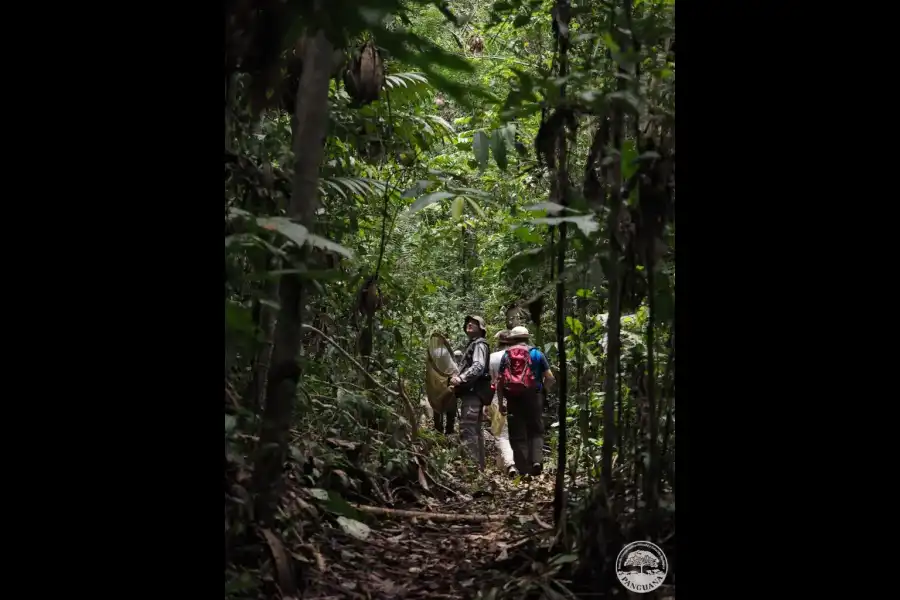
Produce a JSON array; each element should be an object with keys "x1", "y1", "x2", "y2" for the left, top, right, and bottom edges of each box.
[{"x1": 624, "y1": 550, "x2": 659, "y2": 574}]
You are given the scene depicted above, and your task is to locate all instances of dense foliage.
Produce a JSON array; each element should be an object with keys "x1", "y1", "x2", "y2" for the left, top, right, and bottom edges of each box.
[{"x1": 225, "y1": 0, "x2": 674, "y2": 597}]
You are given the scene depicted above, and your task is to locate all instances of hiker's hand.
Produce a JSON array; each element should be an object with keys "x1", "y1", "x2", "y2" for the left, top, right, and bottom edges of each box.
[
  {"x1": 483, "y1": 406, "x2": 491, "y2": 419},
  {"x1": 450, "y1": 376, "x2": 461, "y2": 386},
  {"x1": 499, "y1": 401, "x2": 507, "y2": 415}
]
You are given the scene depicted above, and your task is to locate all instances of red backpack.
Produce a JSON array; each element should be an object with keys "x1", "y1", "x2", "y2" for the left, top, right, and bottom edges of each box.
[{"x1": 500, "y1": 345, "x2": 536, "y2": 395}]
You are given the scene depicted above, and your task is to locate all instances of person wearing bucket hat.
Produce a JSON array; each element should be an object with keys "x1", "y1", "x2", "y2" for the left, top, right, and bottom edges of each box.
[
  {"x1": 496, "y1": 326, "x2": 555, "y2": 476},
  {"x1": 450, "y1": 315, "x2": 492, "y2": 469}
]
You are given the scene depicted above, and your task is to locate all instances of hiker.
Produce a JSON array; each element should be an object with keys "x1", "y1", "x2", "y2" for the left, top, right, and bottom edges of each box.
[
  {"x1": 453, "y1": 350, "x2": 463, "y2": 365},
  {"x1": 450, "y1": 315, "x2": 492, "y2": 469},
  {"x1": 496, "y1": 326, "x2": 555, "y2": 476},
  {"x1": 488, "y1": 330, "x2": 518, "y2": 477}
]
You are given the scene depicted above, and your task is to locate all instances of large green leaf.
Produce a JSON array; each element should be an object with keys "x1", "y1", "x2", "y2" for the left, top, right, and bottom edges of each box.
[
  {"x1": 306, "y1": 234, "x2": 354, "y2": 259},
  {"x1": 473, "y1": 131, "x2": 489, "y2": 170},
  {"x1": 257, "y1": 217, "x2": 308, "y2": 248},
  {"x1": 256, "y1": 217, "x2": 353, "y2": 258},
  {"x1": 467, "y1": 198, "x2": 486, "y2": 218},
  {"x1": 490, "y1": 128, "x2": 508, "y2": 171},
  {"x1": 524, "y1": 202, "x2": 571, "y2": 215},
  {"x1": 531, "y1": 215, "x2": 600, "y2": 236},
  {"x1": 451, "y1": 196, "x2": 465, "y2": 220},
  {"x1": 408, "y1": 191, "x2": 455, "y2": 213}
]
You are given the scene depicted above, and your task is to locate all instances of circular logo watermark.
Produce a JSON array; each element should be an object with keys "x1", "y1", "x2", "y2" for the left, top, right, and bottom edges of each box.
[{"x1": 615, "y1": 540, "x2": 668, "y2": 593}]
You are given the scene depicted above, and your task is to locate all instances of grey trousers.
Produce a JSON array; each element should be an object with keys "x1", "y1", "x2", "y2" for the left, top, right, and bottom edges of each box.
[{"x1": 459, "y1": 394, "x2": 485, "y2": 469}]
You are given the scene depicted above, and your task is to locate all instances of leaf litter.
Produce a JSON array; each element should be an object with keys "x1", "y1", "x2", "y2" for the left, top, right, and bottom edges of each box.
[{"x1": 291, "y1": 448, "x2": 559, "y2": 599}]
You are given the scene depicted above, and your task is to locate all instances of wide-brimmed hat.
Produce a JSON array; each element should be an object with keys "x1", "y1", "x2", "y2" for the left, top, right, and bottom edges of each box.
[
  {"x1": 507, "y1": 326, "x2": 530, "y2": 341},
  {"x1": 464, "y1": 315, "x2": 487, "y2": 335}
]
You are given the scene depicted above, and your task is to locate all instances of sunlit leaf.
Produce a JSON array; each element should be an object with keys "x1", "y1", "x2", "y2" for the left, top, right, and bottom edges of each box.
[
  {"x1": 306, "y1": 234, "x2": 354, "y2": 259},
  {"x1": 257, "y1": 217, "x2": 309, "y2": 248},
  {"x1": 531, "y1": 215, "x2": 600, "y2": 236},
  {"x1": 408, "y1": 191, "x2": 455, "y2": 213},
  {"x1": 451, "y1": 196, "x2": 465, "y2": 220},
  {"x1": 467, "y1": 197, "x2": 486, "y2": 218},
  {"x1": 402, "y1": 180, "x2": 432, "y2": 198},
  {"x1": 524, "y1": 202, "x2": 572, "y2": 215},
  {"x1": 513, "y1": 227, "x2": 542, "y2": 243}
]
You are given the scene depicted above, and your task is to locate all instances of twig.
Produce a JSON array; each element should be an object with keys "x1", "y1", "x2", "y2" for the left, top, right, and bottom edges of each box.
[
  {"x1": 300, "y1": 324, "x2": 398, "y2": 396},
  {"x1": 414, "y1": 455, "x2": 465, "y2": 498}
]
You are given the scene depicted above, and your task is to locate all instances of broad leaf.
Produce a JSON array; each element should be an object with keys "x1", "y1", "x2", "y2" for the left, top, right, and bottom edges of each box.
[
  {"x1": 402, "y1": 180, "x2": 433, "y2": 198},
  {"x1": 531, "y1": 215, "x2": 600, "y2": 236},
  {"x1": 524, "y1": 202, "x2": 571, "y2": 215},
  {"x1": 337, "y1": 516, "x2": 371, "y2": 540},
  {"x1": 490, "y1": 128, "x2": 508, "y2": 171},
  {"x1": 451, "y1": 196, "x2": 465, "y2": 220},
  {"x1": 408, "y1": 191, "x2": 455, "y2": 214},
  {"x1": 257, "y1": 217, "x2": 309, "y2": 248},
  {"x1": 467, "y1": 198, "x2": 486, "y2": 218},
  {"x1": 306, "y1": 234, "x2": 354, "y2": 259},
  {"x1": 473, "y1": 131, "x2": 489, "y2": 170}
]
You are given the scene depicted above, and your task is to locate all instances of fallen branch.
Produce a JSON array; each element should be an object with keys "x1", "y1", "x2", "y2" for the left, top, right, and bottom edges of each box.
[{"x1": 353, "y1": 504, "x2": 519, "y2": 522}]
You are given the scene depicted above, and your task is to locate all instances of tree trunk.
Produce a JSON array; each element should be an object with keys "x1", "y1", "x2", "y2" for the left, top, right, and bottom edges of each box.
[
  {"x1": 252, "y1": 29, "x2": 334, "y2": 526},
  {"x1": 552, "y1": 0, "x2": 571, "y2": 527},
  {"x1": 642, "y1": 253, "x2": 659, "y2": 516},
  {"x1": 601, "y1": 118, "x2": 623, "y2": 495}
]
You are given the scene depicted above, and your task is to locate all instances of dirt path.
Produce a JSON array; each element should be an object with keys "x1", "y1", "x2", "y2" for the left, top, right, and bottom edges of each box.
[{"x1": 300, "y1": 473, "x2": 558, "y2": 599}]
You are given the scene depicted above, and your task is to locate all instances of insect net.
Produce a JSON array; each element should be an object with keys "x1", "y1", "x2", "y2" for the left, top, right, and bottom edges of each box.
[{"x1": 425, "y1": 332, "x2": 460, "y2": 414}]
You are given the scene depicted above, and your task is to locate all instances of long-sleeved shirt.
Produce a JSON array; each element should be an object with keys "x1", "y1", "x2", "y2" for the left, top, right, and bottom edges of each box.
[{"x1": 458, "y1": 338, "x2": 488, "y2": 385}]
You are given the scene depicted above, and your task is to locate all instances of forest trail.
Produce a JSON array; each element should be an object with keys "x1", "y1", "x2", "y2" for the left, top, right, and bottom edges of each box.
[
  {"x1": 284, "y1": 436, "x2": 562, "y2": 600},
  {"x1": 302, "y1": 475, "x2": 557, "y2": 599}
]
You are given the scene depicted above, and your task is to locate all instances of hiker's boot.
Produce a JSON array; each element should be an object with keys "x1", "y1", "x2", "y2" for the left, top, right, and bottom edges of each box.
[
  {"x1": 507, "y1": 466, "x2": 519, "y2": 478},
  {"x1": 531, "y1": 462, "x2": 543, "y2": 476}
]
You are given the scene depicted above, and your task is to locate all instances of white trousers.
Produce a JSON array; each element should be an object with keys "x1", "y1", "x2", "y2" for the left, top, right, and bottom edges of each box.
[{"x1": 491, "y1": 397, "x2": 515, "y2": 469}]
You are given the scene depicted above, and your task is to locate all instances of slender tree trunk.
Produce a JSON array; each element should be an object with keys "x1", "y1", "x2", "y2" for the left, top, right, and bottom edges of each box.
[
  {"x1": 252, "y1": 29, "x2": 334, "y2": 525},
  {"x1": 601, "y1": 122, "x2": 623, "y2": 495},
  {"x1": 552, "y1": 0, "x2": 571, "y2": 527},
  {"x1": 643, "y1": 253, "x2": 659, "y2": 515}
]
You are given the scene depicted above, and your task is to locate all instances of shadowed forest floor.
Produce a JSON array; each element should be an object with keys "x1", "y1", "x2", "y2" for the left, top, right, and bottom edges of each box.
[
  {"x1": 227, "y1": 424, "x2": 577, "y2": 600},
  {"x1": 302, "y1": 471, "x2": 558, "y2": 599},
  {"x1": 227, "y1": 409, "x2": 676, "y2": 600}
]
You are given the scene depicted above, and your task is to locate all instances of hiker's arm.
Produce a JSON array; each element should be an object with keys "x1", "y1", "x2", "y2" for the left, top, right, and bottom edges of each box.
[
  {"x1": 457, "y1": 343, "x2": 488, "y2": 385},
  {"x1": 543, "y1": 369, "x2": 556, "y2": 390},
  {"x1": 541, "y1": 355, "x2": 556, "y2": 390}
]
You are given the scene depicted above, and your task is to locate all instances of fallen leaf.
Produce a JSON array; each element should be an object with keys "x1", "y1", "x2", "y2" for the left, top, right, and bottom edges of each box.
[
  {"x1": 337, "y1": 516, "x2": 371, "y2": 540},
  {"x1": 307, "y1": 488, "x2": 329, "y2": 501},
  {"x1": 260, "y1": 528, "x2": 297, "y2": 597}
]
